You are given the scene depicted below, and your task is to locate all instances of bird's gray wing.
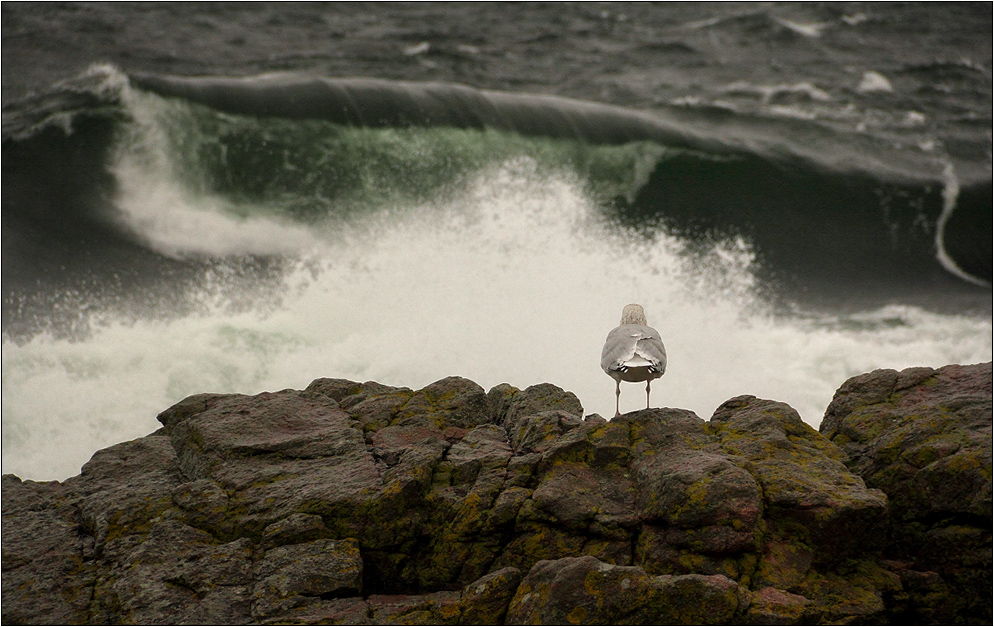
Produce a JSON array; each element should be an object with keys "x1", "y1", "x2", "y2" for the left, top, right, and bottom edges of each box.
[
  {"x1": 632, "y1": 325, "x2": 667, "y2": 374},
  {"x1": 601, "y1": 325, "x2": 638, "y2": 373}
]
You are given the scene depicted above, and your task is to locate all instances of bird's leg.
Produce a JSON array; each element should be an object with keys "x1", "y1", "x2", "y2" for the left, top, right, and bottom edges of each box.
[
  {"x1": 645, "y1": 379, "x2": 651, "y2": 410},
  {"x1": 615, "y1": 380, "x2": 622, "y2": 418}
]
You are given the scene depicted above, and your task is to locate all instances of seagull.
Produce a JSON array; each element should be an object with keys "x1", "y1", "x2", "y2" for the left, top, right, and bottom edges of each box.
[{"x1": 600, "y1": 304, "x2": 667, "y2": 418}]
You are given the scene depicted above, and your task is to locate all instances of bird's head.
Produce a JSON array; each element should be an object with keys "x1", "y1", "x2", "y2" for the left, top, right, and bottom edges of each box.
[{"x1": 620, "y1": 303, "x2": 648, "y2": 326}]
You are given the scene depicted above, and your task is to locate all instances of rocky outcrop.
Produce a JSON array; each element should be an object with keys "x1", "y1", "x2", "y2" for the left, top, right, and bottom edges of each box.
[
  {"x1": 821, "y1": 362, "x2": 992, "y2": 624},
  {"x1": 3, "y1": 364, "x2": 990, "y2": 625}
]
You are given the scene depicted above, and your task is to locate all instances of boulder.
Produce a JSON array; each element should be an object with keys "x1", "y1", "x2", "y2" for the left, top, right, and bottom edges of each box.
[
  {"x1": 821, "y1": 363, "x2": 991, "y2": 520},
  {"x1": 821, "y1": 362, "x2": 993, "y2": 624},
  {"x1": 711, "y1": 396, "x2": 888, "y2": 562}
]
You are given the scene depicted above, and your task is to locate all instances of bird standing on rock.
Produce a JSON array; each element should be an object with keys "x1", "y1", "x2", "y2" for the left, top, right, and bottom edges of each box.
[{"x1": 601, "y1": 304, "x2": 667, "y2": 418}]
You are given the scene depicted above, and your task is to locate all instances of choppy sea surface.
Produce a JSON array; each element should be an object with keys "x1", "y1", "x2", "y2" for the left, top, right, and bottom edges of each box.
[{"x1": 3, "y1": 2, "x2": 991, "y2": 480}]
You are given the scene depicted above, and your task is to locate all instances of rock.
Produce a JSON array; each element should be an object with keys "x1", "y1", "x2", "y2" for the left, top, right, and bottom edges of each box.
[
  {"x1": 495, "y1": 382, "x2": 586, "y2": 463},
  {"x1": 888, "y1": 567, "x2": 956, "y2": 624},
  {"x1": 459, "y1": 567, "x2": 524, "y2": 625},
  {"x1": 529, "y1": 462, "x2": 636, "y2": 532},
  {"x1": 69, "y1": 434, "x2": 183, "y2": 546},
  {"x1": 505, "y1": 556, "x2": 653, "y2": 624},
  {"x1": 505, "y1": 555, "x2": 744, "y2": 625},
  {"x1": 2, "y1": 367, "x2": 990, "y2": 625},
  {"x1": 445, "y1": 424, "x2": 513, "y2": 485},
  {"x1": 253, "y1": 538, "x2": 363, "y2": 620},
  {"x1": 486, "y1": 383, "x2": 520, "y2": 425},
  {"x1": 303, "y1": 377, "x2": 365, "y2": 403},
  {"x1": 708, "y1": 395, "x2": 892, "y2": 622},
  {"x1": 100, "y1": 520, "x2": 255, "y2": 624},
  {"x1": 260, "y1": 512, "x2": 331, "y2": 549},
  {"x1": 393, "y1": 376, "x2": 491, "y2": 430},
  {"x1": 259, "y1": 597, "x2": 371, "y2": 625},
  {"x1": 631, "y1": 411, "x2": 761, "y2": 541},
  {"x1": 494, "y1": 382, "x2": 584, "y2": 433},
  {"x1": 1, "y1": 476, "x2": 93, "y2": 625},
  {"x1": 172, "y1": 478, "x2": 235, "y2": 538},
  {"x1": 745, "y1": 587, "x2": 816, "y2": 625},
  {"x1": 367, "y1": 591, "x2": 461, "y2": 625},
  {"x1": 821, "y1": 363, "x2": 992, "y2": 520},
  {"x1": 711, "y1": 396, "x2": 888, "y2": 561},
  {"x1": 508, "y1": 410, "x2": 583, "y2": 455},
  {"x1": 641, "y1": 572, "x2": 746, "y2": 625},
  {"x1": 159, "y1": 389, "x2": 358, "y2": 479},
  {"x1": 820, "y1": 362, "x2": 993, "y2": 624}
]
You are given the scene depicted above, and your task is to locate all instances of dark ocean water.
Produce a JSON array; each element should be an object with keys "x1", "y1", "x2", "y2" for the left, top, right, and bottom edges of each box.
[{"x1": 2, "y1": 2, "x2": 992, "y2": 480}]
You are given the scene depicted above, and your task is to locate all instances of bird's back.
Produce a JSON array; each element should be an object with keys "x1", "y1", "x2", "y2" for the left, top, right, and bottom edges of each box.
[{"x1": 601, "y1": 323, "x2": 667, "y2": 377}]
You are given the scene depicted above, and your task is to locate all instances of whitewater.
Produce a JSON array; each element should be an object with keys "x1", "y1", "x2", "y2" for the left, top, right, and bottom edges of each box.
[{"x1": 4, "y1": 150, "x2": 990, "y2": 481}]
